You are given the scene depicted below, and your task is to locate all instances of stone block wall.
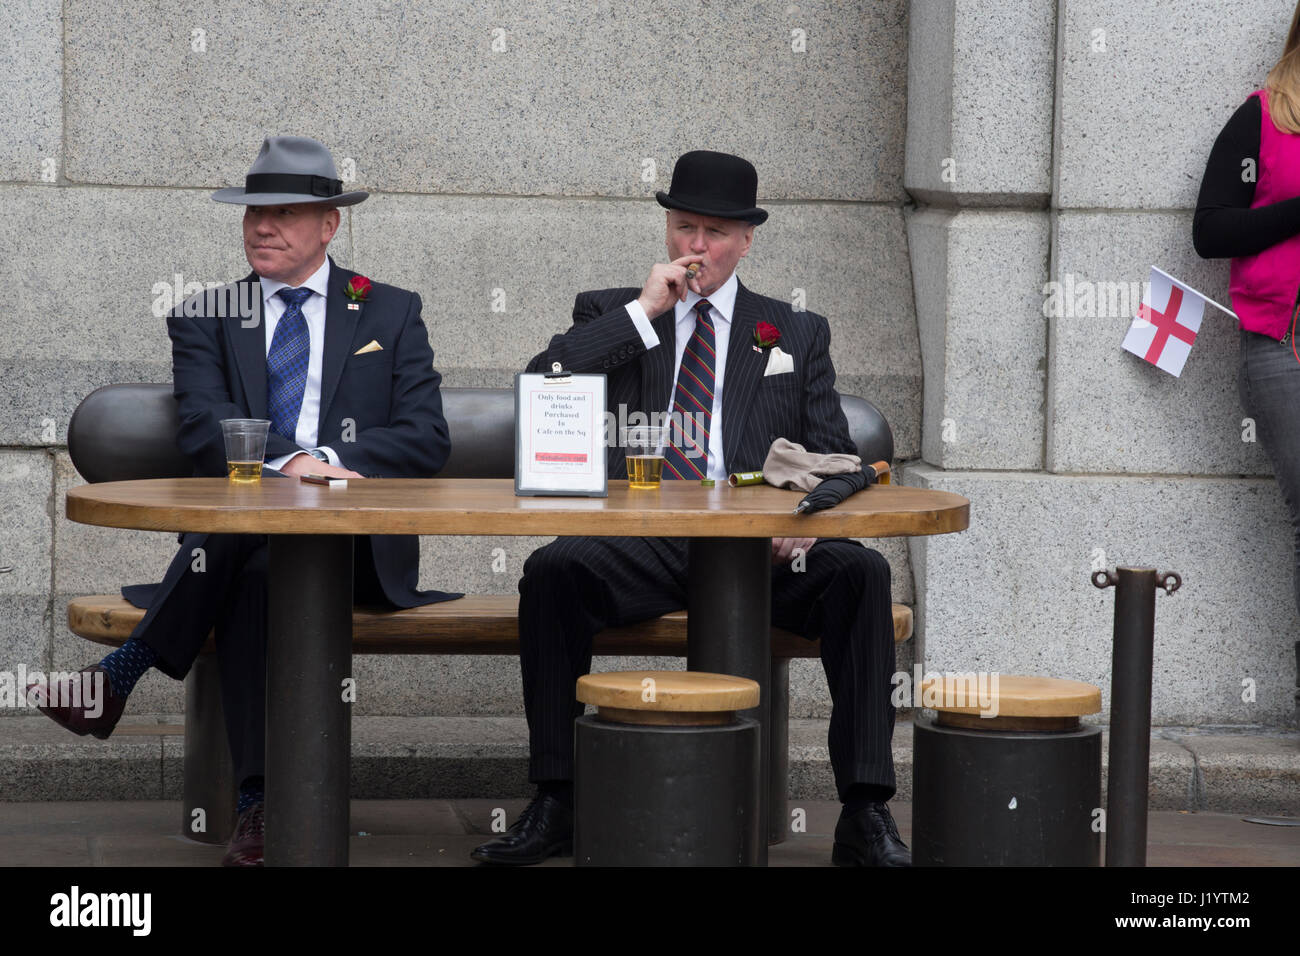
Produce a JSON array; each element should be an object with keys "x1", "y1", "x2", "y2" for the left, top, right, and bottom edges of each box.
[
  {"x1": 5, "y1": 1, "x2": 1295, "y2": 728},
  {"x1": 904, "y1": 0, "x2": 1299, "y2": 726},
  {"x1": 1, "y1": 1, "x2": 917, "y2": 721}
]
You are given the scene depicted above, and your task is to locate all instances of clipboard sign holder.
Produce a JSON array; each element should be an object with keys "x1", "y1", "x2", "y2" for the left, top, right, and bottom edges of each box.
[{"x1": 514, "y1": 366, "x2": 608, "y2": 498}]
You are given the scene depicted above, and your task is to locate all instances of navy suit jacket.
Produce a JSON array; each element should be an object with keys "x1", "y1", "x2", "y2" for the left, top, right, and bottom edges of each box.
[
  {"x1": 525, "y1": 280, "x2": 856, "y2": 478},
  {"x1": 165, "y1": 255, "x2": 457, "y2": 607}
]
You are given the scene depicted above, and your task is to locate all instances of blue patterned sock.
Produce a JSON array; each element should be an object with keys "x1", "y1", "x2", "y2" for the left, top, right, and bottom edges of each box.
[
  {"x1": 97, "y1": 637, "x2": 158, "y2": 697},
  {"x1": 237, "y1": 777, "x2": 265, "y2": 815}
]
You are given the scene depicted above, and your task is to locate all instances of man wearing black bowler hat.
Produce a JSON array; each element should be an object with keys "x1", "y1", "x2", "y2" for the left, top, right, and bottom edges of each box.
[
  {"x1": 31, "y1": 135, "x2": 458, "y2": 867},
  {"x1": 472, "y1": 150, "x2": 909, "y2": 867}
]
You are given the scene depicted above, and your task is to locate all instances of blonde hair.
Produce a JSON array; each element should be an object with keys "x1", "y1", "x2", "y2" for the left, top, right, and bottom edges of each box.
[{"x1": 1266, "y1": 3, "x2": 1300, "y2": 133}]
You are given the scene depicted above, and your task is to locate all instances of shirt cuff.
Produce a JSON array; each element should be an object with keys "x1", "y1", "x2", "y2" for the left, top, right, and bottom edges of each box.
[
  {"x1": 266, "y1": 451, "x2": 309, "y2": 472},
  {"x1": 625, "y1": 300, "x2": 660, "y2": 350},
  {"x1": 315, "y1": 446, "x2": 341, "y2": 467}
]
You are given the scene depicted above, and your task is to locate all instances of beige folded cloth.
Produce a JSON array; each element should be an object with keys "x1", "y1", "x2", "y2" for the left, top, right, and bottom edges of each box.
[{"x1": 762, "y1": 438, "x2": 861, "y2": 492}]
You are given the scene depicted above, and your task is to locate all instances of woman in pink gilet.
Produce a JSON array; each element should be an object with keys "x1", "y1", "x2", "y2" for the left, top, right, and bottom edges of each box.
[{"x1": 1194, "y1": 4, "x2": 1300, "y2": 709}]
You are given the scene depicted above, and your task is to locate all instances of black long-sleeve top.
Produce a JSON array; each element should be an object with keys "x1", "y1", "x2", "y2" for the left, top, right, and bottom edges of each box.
[{"x1": 1193, "y1": 93, "x2": 1300, "y2": 259}]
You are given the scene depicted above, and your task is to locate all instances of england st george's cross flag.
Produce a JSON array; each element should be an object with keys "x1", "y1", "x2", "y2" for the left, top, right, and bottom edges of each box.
[{"x1": 1121, "y1": 265, "x2": 1236, "y2": 377}]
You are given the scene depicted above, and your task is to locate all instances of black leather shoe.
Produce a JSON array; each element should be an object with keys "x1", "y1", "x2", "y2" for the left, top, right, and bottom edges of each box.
[
  {"x1": 28, "y1": 665, "x2": 127, "y2": 740},
  {"x1": 832, "y1": 802, "x2": 911, "y2": 867},
  {"x1": 470, "y1": 792, "x2": 573, "y2": 865}
]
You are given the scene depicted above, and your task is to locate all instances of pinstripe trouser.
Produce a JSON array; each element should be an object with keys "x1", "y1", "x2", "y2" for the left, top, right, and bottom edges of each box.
[{"x1": 518, "y1": 535, "x2": 898, "y2": 801}]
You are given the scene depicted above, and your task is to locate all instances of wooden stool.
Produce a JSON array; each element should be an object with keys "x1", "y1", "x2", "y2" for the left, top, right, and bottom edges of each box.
[
  {"x1": 912, "y1": 674, "x2": 1103, "y2": 867},
  {"x1": 574, "y1": 671, "x2": 762, "y2": 867}
]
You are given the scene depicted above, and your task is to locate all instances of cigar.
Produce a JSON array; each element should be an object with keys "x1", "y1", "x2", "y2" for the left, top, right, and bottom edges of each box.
[
  {"x1": 301, "y1": 473, "x2": 348, "y2": 488},
  {"x1": 685, "y1": 263, "x2": 701, "y2": 281}
]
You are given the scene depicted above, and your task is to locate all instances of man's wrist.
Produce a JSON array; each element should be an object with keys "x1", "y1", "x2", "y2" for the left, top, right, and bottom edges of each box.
[{"x1": 266, "y1": 450, "x2": 310, "y2": 472}]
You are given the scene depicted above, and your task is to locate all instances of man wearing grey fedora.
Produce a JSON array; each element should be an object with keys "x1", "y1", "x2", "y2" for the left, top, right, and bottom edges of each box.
[{"x1": 32, "y1": 135, "x2": 458, "y2": 866}]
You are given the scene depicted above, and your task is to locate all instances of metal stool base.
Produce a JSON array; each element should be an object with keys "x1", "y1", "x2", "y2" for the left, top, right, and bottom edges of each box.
[
  {"x1": 575, "y1": 715, "x2": 761, "y2": 866},
  {"x1": 913, "y1": 715, "x2": 1102, "y2": 866}
]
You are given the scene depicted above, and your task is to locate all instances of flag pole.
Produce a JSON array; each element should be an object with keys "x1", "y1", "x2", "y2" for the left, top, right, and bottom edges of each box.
[{"x1": 1151, "y1": 265, "x2": 1237, "y2": 319}]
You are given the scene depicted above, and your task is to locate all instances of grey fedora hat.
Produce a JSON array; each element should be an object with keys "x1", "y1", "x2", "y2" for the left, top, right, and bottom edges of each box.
[{"x1": 212, "y1": 135, "x2": 368, "y2": 206}]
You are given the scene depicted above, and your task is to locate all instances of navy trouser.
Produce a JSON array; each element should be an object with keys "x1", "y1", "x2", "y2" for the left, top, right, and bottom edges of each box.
[{"x1": 123, "y1": 533, "x2": 389, "y2": 788}]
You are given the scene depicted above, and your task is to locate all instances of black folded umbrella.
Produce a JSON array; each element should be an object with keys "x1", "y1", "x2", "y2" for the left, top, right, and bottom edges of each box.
[{"x1": 793, "y1": 461, "x2": 889, "y2": 514}]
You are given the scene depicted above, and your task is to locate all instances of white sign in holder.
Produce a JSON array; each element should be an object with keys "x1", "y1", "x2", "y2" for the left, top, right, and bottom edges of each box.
[{"x1": 514, "y1": 368, "x2": 608, "y2": 497}]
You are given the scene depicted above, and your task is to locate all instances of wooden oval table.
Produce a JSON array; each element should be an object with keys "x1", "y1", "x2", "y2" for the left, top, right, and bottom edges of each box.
[{"x1": 67, "y1": 477, "x2": 969, "y2": 866}]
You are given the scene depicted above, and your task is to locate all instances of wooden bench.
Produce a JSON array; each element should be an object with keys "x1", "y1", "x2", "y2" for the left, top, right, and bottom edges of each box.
[
  {"x1": 65, "y1": 384, "x2": 904, "y2": 846},
  {"x1": 69, "y1": 594, "x2": 912, "y2": 657}
]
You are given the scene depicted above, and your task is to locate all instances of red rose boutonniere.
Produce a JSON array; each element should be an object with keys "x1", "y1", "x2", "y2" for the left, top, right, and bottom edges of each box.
[
  {"x1": 345, "y1": 275, "x2": 372, "y2": 302},
  {"x1": 753, "y1": 321, "x2": 781, "y2": 350}
]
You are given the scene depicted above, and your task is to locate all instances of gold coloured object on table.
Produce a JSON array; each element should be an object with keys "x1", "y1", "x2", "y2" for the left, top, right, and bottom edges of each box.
[
  {"x1": 621, "y1": 425, "x2": 668, "y2": 489},
  {"x1": 627, "y1": 455, "x2": 664, "y2": 488},
  {"x1": 220, "y1": 419, "x2": 271, "y2": 484},
  {"x1": 227, "y1": 460, "x2": 264, "y2": 483}
]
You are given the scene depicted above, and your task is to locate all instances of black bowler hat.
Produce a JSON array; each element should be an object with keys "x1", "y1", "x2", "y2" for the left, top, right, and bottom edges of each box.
[{"x1": 656, "y1": 150, "x2": 768, "y2": 225}]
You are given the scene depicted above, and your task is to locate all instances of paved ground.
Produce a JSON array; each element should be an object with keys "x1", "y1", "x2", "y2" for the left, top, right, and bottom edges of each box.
[
  {"x1": 5, "y1": 716, "x2": 1298, "y2": 819},
  {"x1": 1, "y1": 799, "x2": 1296, "y2": 866}
]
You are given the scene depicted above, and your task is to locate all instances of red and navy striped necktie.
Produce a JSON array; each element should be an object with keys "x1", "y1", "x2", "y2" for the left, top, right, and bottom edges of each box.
[{"x1": 664, "y1": 299, "x2": 716, "y2": 480}]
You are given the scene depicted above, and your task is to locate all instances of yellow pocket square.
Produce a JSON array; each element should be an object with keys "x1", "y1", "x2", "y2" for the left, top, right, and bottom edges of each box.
[{"x1": 353, "y1": 340, "x2": 383, "y2": 355}]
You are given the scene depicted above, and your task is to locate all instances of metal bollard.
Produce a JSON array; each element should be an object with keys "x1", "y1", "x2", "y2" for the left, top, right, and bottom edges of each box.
[{"x1": 1092, "y1": 565, "x2": 1180, "y2": 867}]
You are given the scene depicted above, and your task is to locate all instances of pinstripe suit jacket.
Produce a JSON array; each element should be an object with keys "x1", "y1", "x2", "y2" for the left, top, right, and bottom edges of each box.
[{"x1": 526, "y1": 280, "x2": 856, "y2": 479}]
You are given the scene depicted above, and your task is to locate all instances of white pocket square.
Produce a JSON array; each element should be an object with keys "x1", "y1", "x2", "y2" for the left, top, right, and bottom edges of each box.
[{"x1": 763, "y1": 346, "x2": 794, "y2": 376}]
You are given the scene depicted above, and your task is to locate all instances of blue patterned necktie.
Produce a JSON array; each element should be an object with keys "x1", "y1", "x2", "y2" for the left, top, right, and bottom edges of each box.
[
  {"x1": 663, "y1": 299, "x2": 716, "y2": 480},
  {"x1": 266, "y1": 286, "x2": 313, "y2": 440}
]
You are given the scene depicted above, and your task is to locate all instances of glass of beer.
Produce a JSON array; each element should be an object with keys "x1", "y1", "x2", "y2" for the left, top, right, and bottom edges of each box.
[
  {"x1": 622, "y1": 425, "x2": 668, "y2": 489},
  {"x1": 221, "y1": 419, "x2": 270, "y2": 483}
]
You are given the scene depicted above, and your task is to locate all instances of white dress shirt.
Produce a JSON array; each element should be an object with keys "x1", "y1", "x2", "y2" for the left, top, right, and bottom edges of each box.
[
  {"x1": 259, "y1": 257, "x2": 341, "y2": 471},
  {"x1": 624, "y1": 271, "x2": 738, "y2": 481}
]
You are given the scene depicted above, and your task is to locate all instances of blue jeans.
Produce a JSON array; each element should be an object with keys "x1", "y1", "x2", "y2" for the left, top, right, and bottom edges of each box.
[{"x1": 1238, "y1": 328, "x2": 1300, "y2": 617}]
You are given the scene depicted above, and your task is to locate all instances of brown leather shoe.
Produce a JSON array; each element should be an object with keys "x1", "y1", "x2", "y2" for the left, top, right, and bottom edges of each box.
[
  {"x1": 222, "y1": 803, "x2": 265, "y2": 867},
  {"x1": 28, "y1": 665, "x2": 126, "y2": 740}
]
